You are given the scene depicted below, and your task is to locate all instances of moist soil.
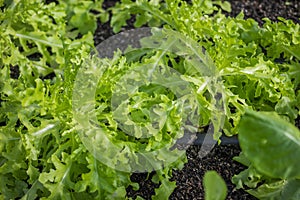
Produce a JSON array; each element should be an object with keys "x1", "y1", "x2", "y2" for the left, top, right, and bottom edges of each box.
[{"x1": 94, "y1": 1, "x2": 300, "y2": 199}]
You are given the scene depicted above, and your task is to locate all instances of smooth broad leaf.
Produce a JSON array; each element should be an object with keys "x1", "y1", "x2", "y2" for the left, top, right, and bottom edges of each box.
[
  {"x1": 238, "y1": 110, "x2": 300, "y2": 179},
  {"x1": 281, "y1": 179, "x2": 300, "y2": 200},
  {"x1": 203, "y1": 171, "x2": 227, "y2": 200}
]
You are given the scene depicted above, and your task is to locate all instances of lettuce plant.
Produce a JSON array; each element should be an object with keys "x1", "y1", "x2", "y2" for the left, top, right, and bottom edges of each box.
[
  {"x1": 234, "y1": 110, "x2": 300, "y2": 199},
  {"x1": 108, "y1": 0, "x2": 300, "y2": 135}
]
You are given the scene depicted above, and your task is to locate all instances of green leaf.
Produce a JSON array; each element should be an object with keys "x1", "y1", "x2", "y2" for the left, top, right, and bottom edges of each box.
[
  {"x1": 152, "y1": 179, "x2": 176, "y2": 200},
  {"x1": 231, "y1": 166, "x2": 265, "y2": 190},
  {"x1": 232, "y1": 152, "x2": 251, "y2": 167},
  {"x1": 245, "y1": 179, "x2": 300, "y2": 200},
  {"x1": 70, "y1": 11, "x2": 96, "y2": 35},
  {"x1": 203, "y1": 171, "x2": 227, "y2": 200},
  {"x1": 238, "y1": 110, "x2": 300, "y2": 179},
  {"x1": 281, "y1": 179, "x2": 300, "y2": 200},
  {"x1": 214, "y1": 1, "x2": 231, "y2": 12},
  {"x1": 275, "y1": 96, "x2": 298, "y2": 120},
  {"x1": 288, "y1": 61, "x2": 300, "y2": 88},
  {"x1": 246, "y1": 180, "x2": 285, "y2": 200},
  {"x1": 65, "y1": 1, "x2": 98, "y2": 34}
]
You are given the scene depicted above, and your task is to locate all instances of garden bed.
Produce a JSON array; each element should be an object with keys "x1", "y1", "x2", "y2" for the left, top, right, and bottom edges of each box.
[{"x1": 1, "y1": 0, "x2": 299, "y2": 200}]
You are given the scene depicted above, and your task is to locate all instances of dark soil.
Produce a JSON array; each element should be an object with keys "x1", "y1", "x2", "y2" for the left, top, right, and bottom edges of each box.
[
  {"x1": 94, "y1": 0, "x2": 300, "y2": 200},
  {"x1": 169, "y1": 145, "x2": 256, "y2": 200},
  {"x1": 126, "y1": 145, "x2": 257, "y2": 200},
  {"x1": 227, "y1": 0, "x2": 300, "y2": 25}
]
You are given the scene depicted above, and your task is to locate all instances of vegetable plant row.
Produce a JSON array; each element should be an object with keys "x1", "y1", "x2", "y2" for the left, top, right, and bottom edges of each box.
[{"x1": 0, "y1": 0, "x2": 299, "y2": 199}]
